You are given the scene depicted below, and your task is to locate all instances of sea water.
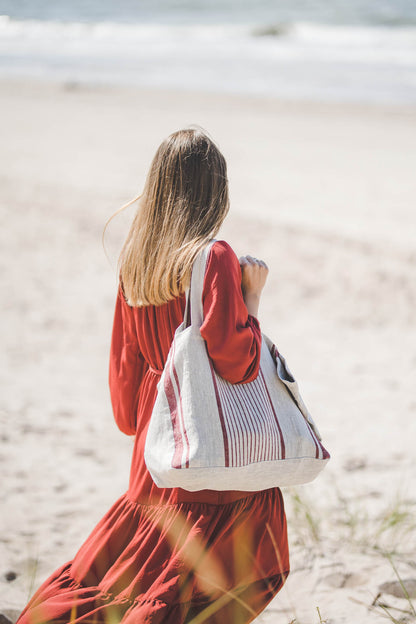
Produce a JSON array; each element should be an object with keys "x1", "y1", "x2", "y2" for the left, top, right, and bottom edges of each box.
[{"x1": 0, "y1": 0, "x2": 415, "y2": 104}]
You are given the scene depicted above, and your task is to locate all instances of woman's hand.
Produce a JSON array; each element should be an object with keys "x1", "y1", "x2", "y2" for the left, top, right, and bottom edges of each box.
[{"x1": 239, "y1": 255, "x2": 269, "y2": 318}]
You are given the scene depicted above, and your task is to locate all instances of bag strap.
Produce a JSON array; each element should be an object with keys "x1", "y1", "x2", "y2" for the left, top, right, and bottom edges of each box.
[{"x1": 183, "y1": 240, "x2": 216, "y2": 328}]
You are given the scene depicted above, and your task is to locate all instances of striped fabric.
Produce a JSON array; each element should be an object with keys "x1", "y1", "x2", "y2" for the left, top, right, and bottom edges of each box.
[
  {"x1": 211, "y1": 362, "x2": 285, "y2": 467},
  {"x1": 163, "y1": 338, "x2": 190, "y2": 470},
  {"x1": 145, "y1": 242, "x2": 330, "y2": 492}
]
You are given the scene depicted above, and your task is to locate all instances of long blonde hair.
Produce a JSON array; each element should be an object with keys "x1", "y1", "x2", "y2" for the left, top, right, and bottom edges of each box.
[{"x1": 106, "y1": 128, "x2": 229, "y2": 307}]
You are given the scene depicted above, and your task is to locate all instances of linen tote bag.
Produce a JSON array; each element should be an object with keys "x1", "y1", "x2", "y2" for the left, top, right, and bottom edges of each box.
[{"x1": 145, "y1": 242, "x2": 330, "y2": 491}]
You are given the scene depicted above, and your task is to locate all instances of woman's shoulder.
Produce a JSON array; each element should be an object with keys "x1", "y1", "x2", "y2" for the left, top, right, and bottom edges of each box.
[
  {"x1": 208, "y1": 239, "x2": 239, "y2": 269},
  {"x1": 203, "y1": 240, "x2": 242, "y2": 291}
]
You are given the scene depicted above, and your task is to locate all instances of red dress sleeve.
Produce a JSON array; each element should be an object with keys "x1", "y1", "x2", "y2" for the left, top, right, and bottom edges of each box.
[
  {"x1": 109, "y1": 285, "x2": 148, "y2": 435},
  {"x1": 200, "y1": 241, "x2": 262, "y2": 384}
]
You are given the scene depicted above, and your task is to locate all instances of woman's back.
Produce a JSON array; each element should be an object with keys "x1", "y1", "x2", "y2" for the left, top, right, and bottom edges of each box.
[{"x1": 110, "y1": 240, "x2": 268, "y2": 505}]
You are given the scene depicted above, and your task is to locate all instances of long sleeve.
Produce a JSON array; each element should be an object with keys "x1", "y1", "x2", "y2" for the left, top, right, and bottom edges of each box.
[
  {"x1": 200, "y1": 241, "x2": 262, "y2": 384},
  {"x1": 109, "y1": 285, "x2": 149, "y2": 435}
]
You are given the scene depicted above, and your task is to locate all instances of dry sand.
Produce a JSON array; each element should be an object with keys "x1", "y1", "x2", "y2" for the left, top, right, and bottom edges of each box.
[{"x1": 0, "y1": 79, "x2": 415, "y2": 623}]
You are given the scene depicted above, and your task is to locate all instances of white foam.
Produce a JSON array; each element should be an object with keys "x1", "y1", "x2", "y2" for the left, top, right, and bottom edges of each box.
[{"x1": 0, "y1": 16, "x2": 415, "y2": 103}]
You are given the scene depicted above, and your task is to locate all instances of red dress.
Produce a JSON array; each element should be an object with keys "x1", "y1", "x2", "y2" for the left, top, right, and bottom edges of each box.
[{"x1": 17, "y1": 241, "x2": 289, "y2": 624}]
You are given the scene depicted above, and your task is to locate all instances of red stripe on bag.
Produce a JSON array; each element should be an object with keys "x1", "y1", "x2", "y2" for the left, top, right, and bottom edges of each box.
[
  {"x1": 259, "y1": 368, "x2": 286, "y2": 460},
  {"x1": 224, "y1": 384, "x2": 244, "y2": 465},
  {"x1": 247, "y1": 381, "x2": 269, "y2": 462},
  {"x1": 253, "y1": 372, "x2": 279, "y2": 461},
  {"x1": 308, "y1": 424, "x2": 330, "y2": 460},
  {"x1": 171, "y1": 354, "x2": 190, "y2": 469},
  {"x1": 215, "y1": 370, "x2": 284, "y2": 468},
  {"x1": 164, "y1": 345, "x2": 184, "y2": 469},
  {"x1": 320, "y1": 444, "x2": 330, "y2": 459},
  {"x1": 215, "y1": 372, "x2": 282, "y2": 468},
  {"x1": 237, "y1": 383, "x2": 256, "y2": 465},
  {"x1": 220, "y1": 379, "x2": 244, "y2": 466},
  {"x1": 251, "y1": 375, "x2": 280, "y2": 462},
  {"x1": 308, "y1": 424, "x2": 321, "y2": 459},
  {"x1": 209, "y1": 359, "x2": 230, "y2": 467},
  {"x1": 218, "y1": 377, "x2": 239, "y2": 466},
  {"x1": 246, "y1": 381, "x2": 263, "y2": 463}
]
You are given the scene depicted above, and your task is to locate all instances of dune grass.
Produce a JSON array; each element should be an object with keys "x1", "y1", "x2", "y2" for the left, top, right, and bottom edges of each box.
[
  {"x1": 286, "y1": 484, "x2": 415, "y2": 557},
  {"x1": 283, "y1": 483, "x2": 416, "y2": 624},
  {"x1": 370, "y1": 553, "x2": 416, "y2": 623}
]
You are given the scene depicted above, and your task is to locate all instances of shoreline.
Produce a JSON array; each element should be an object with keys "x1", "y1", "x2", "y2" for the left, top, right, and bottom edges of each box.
[{"x1": 4, "y1": 75, "x2": 416, "y2": 112}]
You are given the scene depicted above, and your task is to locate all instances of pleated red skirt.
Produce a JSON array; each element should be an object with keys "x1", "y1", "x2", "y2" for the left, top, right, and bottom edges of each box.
[{"x1": 18, "y1": 488, "x2": 288, "y2": 623}]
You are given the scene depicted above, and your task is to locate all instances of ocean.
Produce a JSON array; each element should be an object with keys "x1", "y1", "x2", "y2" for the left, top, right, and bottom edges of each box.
[{"x1": 0, "y1": 0, "x2": 415, "y2": 104}]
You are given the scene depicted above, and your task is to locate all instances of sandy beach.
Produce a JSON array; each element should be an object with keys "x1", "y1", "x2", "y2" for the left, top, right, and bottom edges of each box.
[{"x1": 0, "y1": 79, "x2": 415, "y2": 623}]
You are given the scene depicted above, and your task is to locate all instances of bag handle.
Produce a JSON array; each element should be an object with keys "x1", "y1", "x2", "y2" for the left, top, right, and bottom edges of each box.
[{"x1": 183, "y1": 240, "x2": 216, "y2": 328}]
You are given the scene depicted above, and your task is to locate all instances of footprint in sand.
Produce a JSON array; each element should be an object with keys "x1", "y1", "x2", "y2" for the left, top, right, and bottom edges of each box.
[
  {"x1": 53, "y1": 482, "x2": 68, "y2": 493},
  {"x1": 323, "y1": 571, "x2": 368, "y2": 589},
  {"x1": 379, "y1": 579, "x2": 416, "y2": 599},
  {"x1": 74, "y1": 448, "x2": 96, "y2": 458},
  {"x1": 343, "y1": 457, "x2": 367, "y2": 472}
]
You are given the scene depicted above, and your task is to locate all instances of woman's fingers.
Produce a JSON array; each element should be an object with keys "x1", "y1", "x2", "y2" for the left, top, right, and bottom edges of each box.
[
  {"x1": 239, "y1": 255, "x2": 268, "y2": 269},
  {"x1": 239, "y1": 254, "x2": 269, "y2": 301}
]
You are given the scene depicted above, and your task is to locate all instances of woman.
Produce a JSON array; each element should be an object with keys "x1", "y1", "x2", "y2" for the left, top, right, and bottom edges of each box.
[{"x1": 17, "y1": 128, "x2": 289, "y2": 623}]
